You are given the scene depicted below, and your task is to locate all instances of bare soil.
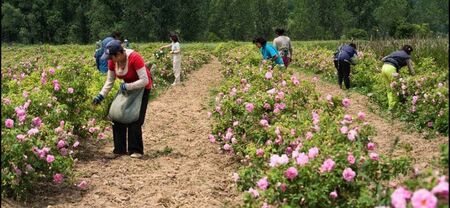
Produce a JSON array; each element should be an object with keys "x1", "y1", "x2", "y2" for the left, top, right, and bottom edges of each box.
[
  {"x1": 296, "y1": 71, "x2": 447, "y2": 170},
  {"x1": 3, "y1": 57, "x2": 241, "y2": 208}
]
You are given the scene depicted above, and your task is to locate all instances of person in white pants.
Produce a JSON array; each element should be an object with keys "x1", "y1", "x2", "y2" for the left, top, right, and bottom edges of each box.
[{"x1": 160, "y1": 34, "x2": 181, "y2": 86}]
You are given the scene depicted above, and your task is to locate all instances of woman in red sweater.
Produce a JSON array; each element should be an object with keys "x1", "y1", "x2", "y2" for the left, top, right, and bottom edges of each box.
[{"x1": 93, "y1": 40, "x2": 152, "y2": 159}]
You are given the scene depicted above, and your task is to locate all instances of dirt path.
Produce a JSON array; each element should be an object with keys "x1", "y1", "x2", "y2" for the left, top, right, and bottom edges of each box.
[
  {"x1": 10, "y1": 57, "x2": 241, "y2": 208},
  {"x1": 296, "y1": 71, "x2": 447, "y2": 170}
]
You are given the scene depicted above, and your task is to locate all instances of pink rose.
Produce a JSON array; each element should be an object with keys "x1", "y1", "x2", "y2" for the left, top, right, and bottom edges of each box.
[
  {"x1": 53, "y1": 173, "x2": 64, "y2": 184},
  {"x1": 340, "y1": 126, "x2": 349, "y2": 134},
  {"x1": 347, "y1": 129, "x2": 358, "y2": 141},
  {"x1": 296, "y1": 153, "x2": 309, "y2": 166},
  {"x1": 73, "y1": 141, "x2": 80, "y2": 148},
  {"x1": 208, "y1": 134, "x2": 216, "y2": 143},
  {"x1": 320, "y1": 158, "x2": 336, "y2": 173},
  {"x1": 260, "y1": 119, "x2": 269, "y2": 127},
  {"x1": 247, "y1": 188, "x2": 259, "y2": 198},
  {"x1": 343, "y1": 168, "x2": 356, "y2": 181},
  {"x1": 432, "y1": 180, "x2": 449, "y2": 197},
  {"x1": 232, "y1": 172, "x2": 240, "y2": 182},
  {"x1": 367, "y1": 142, "x2": 376, "y2": 150},
  {"x1": 305, "y1": 131, "x2": 313, "y2": 140},
  {"x1": 265, "y1": 71, "x2": 273, "y2": 79},
  {"x1": 245, "y1": 103, "x2": 255, "y2": 112},
  {"x1": 77, "y1": 181, "x2": 88, "y2": 190},
  {"x1": 256, "y1": 148, "x2": 264, "y2": 157},
  {"x1": 257, "y1": 177, "x2": 269, "y2": 190},
  {"x1": 46, "y1": 154, "x2": 55, "y2": 163},
  {"x1": 5, "y1": 119, "x2": 14, "y2": 128},
  {"x1": 67, "y1": 88, "x2": 74, "y2": 94},
  {"x1": 357, "y1": 112, "x2": 366, "y2": 120},
  {"x1": 411, "y1": 189, "x2": 437, "y2": 208},
  {"x1": 32, "y1": 117, "x2": 42, "y2": 127},
  {"x1": 56, "y1": 140, "x2": 66, "y2": 149},
  {"x1": 308, "y1": 147, "x2": 319, "y2": 158},
  {"x1": 342, "y1": 98, "x2": 351, "y2": 108},
  {"x1": 330, "y1": 191, "x2": 338, "y2": 199},
  {"x1": 223, "y1": 144, "x2": 232, "y2": 151},
  {"x1": 369, "y1": 152, "x2": 379, "y2": 161},
  {"x1": 347, "y1": 153, "x2": 356, "y2": 164},
  {"x1": 284, "y1": 167, "x2": 298, "y2": 180}
]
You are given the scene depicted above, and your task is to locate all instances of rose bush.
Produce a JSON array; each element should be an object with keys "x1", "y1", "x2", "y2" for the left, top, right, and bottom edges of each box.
[
  {"x1": 291, "y1": 43, "x2": 449, "y2": 136},
  {"x1": 1, "y1": 43, "x2": 212, "y2": 199},
  {"x1": 210, "y1": 44, "x2": 415, "y2": 207}
]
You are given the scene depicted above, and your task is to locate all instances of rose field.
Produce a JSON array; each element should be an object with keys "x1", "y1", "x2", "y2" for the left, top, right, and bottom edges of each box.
[{"x1": 1, "y1": 40, "x2": 449, "y2": 208}]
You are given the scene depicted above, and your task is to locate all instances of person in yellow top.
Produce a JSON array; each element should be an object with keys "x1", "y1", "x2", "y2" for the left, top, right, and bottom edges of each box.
[{"x1": 381, "y1": 45, "x2": 415, "y2": 110}]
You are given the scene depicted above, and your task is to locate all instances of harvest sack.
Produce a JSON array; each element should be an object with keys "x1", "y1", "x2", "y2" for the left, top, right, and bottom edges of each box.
[{"x1": 108, "y1": 88, "x2": 145, "y2": 124}]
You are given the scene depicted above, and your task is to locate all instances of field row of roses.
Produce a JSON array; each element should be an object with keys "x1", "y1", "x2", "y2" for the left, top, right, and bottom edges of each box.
[
  {"x1": 209, "y1": 43, "x2": 448, "y2": 207},
  {"x1": 290, "y1": 43, "x2": 449, "y2": 136},
  {"x1": 1, "y1": 43, "x2": 211, "y2": 199}
]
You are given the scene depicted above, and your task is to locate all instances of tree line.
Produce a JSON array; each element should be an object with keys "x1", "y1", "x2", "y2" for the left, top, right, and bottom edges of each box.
[{"x1": 1, "y1": 0, "x2": 448, "y2": 44}]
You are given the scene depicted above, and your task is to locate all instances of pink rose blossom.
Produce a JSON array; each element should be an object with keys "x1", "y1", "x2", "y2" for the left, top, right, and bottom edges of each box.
[
  {"x1": 308, "y1": 147, "x2": 319, "y2": 158},
  {"x1": 67, "y1": 88, "x2": 74, "y2": 94},
  {"x1": 347, "y1": 153, "x2": 355, "y2": 164},
  {"x1": 343, "y1": 168, "x2": 356, "y2": 181},
  {"x1": 245, "y1": 103, "x2": 255, "y2": 112},
  {"x1": 326, "y1": 94, "x2": 333, "y2": 101},
  {"x1": 232, "y1": 172, "x2": 240, "y2": 182},
  {"x1": 263, "y1": 103, "x2": 271, "y2": 110},
  {"x1": 431, "y1": 180, "x2": 449, "y2": 196},
  {"x1": 296, "y1": 153, "x2": 309, "y2": 166},
  {"x1": 5, "y1": 119, "x2": 14, "y2": 128},
  {"x1": 257, "y1": 177, "x2": 269, "y2": 190},
  {"x1": 427, "y1": 121, "x2": 433, "y2": 128},
  {"x1": 411, "y1": 189, "x2": 437, "y2": 208},
  {"x1": 22, "y1": 91, "x2": 29, "y2": 98},
  {"x1": 367, "y1": 142, "x2": 376, "y2": 150},
  {"x1": 342, "y1": 98, "x2": 351, "y2": 108},
  {"x1": 59, "y1": 148, "x2": 68, "y2": 156},
  {"x1": 347, "y1": 129, "x2": 358, "y2": 141},
  {"x1": 27, "y1": 128, "x2": 39, "y2": 136},
  {"x1": 32, "y1": 117, "x2": 42, "y2": 127},
  {"x1": 269, "y1": 154, "x2": 289, "y2": 167},
  {"x1": 305, "y1": 132, "x2": 313, "y2": 140},
  {"x1": 320, "y1": 158, "x2": 336, "y2": 173},
  {"x1": 56, "y1": 140, "x2": 66, "y2": 149},
  {"x1": 256, "y1": 148, "x2": 264, "y2": 157},
  {"x1": 330, "y1": 191, "x2": 338, "y2": 199},
  {"x1": 261, "y1": 202, "x2": 270, "y2": 208},
  {"x1": 73, "y1": 141, "x2": 80, "y2": 148},
  {"x1": 248, "y1": 188, "x2": 259, "y2": 198},
  {"x1": 369, "y1": 152, "x2": 379, "y2": 161},
  {"x1": 279, "y1": 183, "x2": 287, "y2": 192},
  {"x1": 53, "y1": 173, "x2": 64, "y2": 184},
  {"x1": 281, "y1": 80, "x2": 287, "y2": 86},
  {"x1": 284, "y1": 167, "x2": 298, "y2": 180},
  {"x1": 340, "y1": 126, "x2": 349, "y2": 134},
  {"x1": 223, "y1": 144, "x2": 232, "y2": 151},
  {"x1": 49, "y1": 68, "x2": 55, "y2": 74},
  {"x1": 265, "y1": 71, "x2": 273, "y2": 79},
  {"x1": 46, "y1": 154, "x2": 55, "y2": 163},
  {"x1": 357, "y1": 112, "x2": 366, "y2": 120},
  {"x1": 267, "y1": 88, "x2": 276, "y2": 94},
  {"x1": 260, "y1": 119, "x2": 269, "y2": 127},
  {"x1": 77, "y1": 181, "x2": 88, "y2": 190},
  {"x1": 208, "y1": 134, "x2": 216, "y2": 143}
]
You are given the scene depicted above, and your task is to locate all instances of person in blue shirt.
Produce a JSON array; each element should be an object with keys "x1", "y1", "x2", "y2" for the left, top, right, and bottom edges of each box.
[
  {"x1": 333, "y1": 43, "x2": 358, "y2": 89},
  {"x1": 94, "y1": 32, "x2": 122, "y2": 74},
  {"x1": 253, "y1": 37, "x2": 284, "y2": 68}
]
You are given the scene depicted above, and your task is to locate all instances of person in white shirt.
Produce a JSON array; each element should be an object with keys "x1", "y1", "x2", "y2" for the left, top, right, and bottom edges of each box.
[
  {"x1": 160, "y1": 34, "x2": 182, "y2": 86},
  {"x1": 273, "y1": 28, "x2": 293, "y2": 68}
]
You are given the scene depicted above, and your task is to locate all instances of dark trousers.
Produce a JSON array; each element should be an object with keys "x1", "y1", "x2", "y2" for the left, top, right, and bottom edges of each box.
[
  {"x1": 334, "y1": 60, "x2": 351, "y2": 89},
  {"x1": 112, "y1": 88, "x2": 150, "y2": 155}
]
